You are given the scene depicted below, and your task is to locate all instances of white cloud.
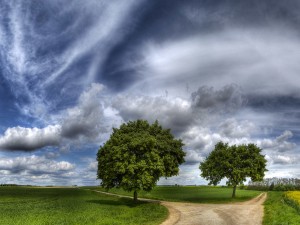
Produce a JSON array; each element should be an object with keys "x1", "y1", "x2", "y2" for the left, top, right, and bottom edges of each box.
[
  {"x1": 272, "y1": 155, "x2": 296, "y2": 165},
  {"x1": 0, "y1": 155, "x2": 75, "y2": 175},
  {"x1": 258, "y1": 130, "x2": 296, "y2": 152},
  {"x1": 136, "y1": 28, "x2": 300, "y2": 97},
  {"x1": 276, "y1": 130, "x2": 293, "y2": 143},
  {"x1": 6, "y1": 1, "x2": 26, "y2": 74},
  {"x1": 0, "y1": 125, "x2": 61, "y2": 151},
  {"x1": 219, "y1": 118, "x2": 256, "y2": 138},
  {"x1": 181, "y1": 126, "x2": 220, "y2": 154},
  {"x1": 113, "y1": 95, "x2": 193, "y2": 134},
  {"x1": 88, "y1": 161, "x2": 98, "y2": 172},
  {"x1": 0, "y1": 83, "x2": 112, "y2": 151}
]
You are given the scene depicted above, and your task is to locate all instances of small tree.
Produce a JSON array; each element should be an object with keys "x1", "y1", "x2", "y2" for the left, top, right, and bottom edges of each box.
[
  {"x1": 97, "y1": 120, "x2": 185, "y2": 201},
  {"x1": 199, "y1": 142, "x2": 267, "y2": 198}
]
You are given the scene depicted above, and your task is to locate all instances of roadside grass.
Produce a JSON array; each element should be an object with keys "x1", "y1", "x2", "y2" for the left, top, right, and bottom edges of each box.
[
  {"x1": 263, "y1": 191, "x2": 300, "y2": 225},
  {"x1": 0, "y1": 186, "x2": 167, "y2": 225},
  {"x1": 84, "y1": 186, "x2": 262, "y2": 203},
  {"x1": 284, "y1": 191, "x2": 300, "y2": 215}
]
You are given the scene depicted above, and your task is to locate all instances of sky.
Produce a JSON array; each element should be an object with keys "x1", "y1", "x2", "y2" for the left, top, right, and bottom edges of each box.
[{"x1": 0, "y1": 0, "x2": 300, "y2": 186}]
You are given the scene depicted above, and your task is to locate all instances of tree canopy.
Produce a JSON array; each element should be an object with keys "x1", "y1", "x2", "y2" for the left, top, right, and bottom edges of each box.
[
  {"x1": 199, "y1": 141, "x2": 267, "y2": 198},
  {"x1": 97, "y1": 120, "x2": 185, "y2": 201}
]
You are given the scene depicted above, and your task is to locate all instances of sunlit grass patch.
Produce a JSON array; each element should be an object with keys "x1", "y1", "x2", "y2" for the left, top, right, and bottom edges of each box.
[
  {"x1": 85, "y1": 185, "x2": 262, "y2": 204},
  {"x1": 0, "y1": 186, "x2": 167, "y2": 225}
]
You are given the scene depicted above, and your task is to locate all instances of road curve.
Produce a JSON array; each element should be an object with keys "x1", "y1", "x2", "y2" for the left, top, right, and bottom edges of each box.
[{"x1": 160, "y1": 193, "x2": 267, "y2": 225}]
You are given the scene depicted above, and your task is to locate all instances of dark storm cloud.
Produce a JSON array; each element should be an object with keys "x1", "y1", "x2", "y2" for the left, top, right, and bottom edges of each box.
[
  {"x1": 191, "y1": 84, "x2": 245, "y2": 113},
  {"x1": 247, "y1": 94, "x2": 300, "y2": 112},
  {"x1": 100, "y1": 0, "x2": 300, "y2": 91},
  {"x1": 246, "y1": 94, "x2": 300, "y2": 139},
  {"x1": 61, "y1": 84, "x2": 106, "y2": 139}
]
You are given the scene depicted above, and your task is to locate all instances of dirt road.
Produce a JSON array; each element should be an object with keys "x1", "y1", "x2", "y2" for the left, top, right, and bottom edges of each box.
[{"x1": 160, "y1": 193, "x2": 267, "y2": 225}]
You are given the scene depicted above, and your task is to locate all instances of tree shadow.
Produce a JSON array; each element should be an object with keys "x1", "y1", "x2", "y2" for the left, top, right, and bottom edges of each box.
[{"x1": 86, "y1": 197, "x2": 151, "y2": 208}]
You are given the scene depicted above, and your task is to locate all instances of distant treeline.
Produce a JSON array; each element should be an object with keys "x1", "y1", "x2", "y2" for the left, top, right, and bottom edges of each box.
[
  {"x1": 0, "y1": 184, "x2": 18, "y2": 186},
  {"x1": 248, "y1": 178, "x2": 300, "y2": 191},
  {"x1": 0, "y1": 184, "x2": 34, "y2": 187}
]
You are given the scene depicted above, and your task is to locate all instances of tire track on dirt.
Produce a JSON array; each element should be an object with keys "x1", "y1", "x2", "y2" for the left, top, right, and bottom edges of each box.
[
  {"x1": 88, "y1": 189, "x2": 266, "y2": 225},
  {"x1": 161, "y1": 193, "x2": 267, "y2": 225}
]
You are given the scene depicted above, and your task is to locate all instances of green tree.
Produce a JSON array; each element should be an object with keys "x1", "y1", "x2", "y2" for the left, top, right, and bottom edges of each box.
[
  {"x1": 199, "y1": 142, "x2": 267, "y2": 198},
  {"x1": 97, "y1": 120, "x2": 185, "y2": 201}
]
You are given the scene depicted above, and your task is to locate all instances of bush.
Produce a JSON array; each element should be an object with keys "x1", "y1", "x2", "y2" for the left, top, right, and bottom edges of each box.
[
  {"x1": 273, "y1": 184, "x2": 296, "y2": 191},
  {"x1": 246, "y1": 185, "x2": 269, "y2": 191}
]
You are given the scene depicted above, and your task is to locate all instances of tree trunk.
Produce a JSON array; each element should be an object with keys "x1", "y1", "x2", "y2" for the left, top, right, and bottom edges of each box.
[
  {"x1": 232, "y1": 185, "x2": 237, "y2": 198},
  {"x1": 134, "y1": 190, "x2": 138, "y2": 202}
]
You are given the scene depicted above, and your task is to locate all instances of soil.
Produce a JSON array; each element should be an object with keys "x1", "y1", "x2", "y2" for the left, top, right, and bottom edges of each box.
[
  {"x1": 90, "y1": 189, "x2": 267, "y2": 225},
  {"x1": 160, "y1": 193, "x2": 267, "y2": 225}
]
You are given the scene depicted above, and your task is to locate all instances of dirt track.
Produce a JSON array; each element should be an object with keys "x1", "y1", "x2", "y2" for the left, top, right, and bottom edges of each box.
[
  {"x1": 90, "y1": 189, "x2": 266, "y2": 225},
  {"x1": 160, "y1": 193, "x2": 267, "y2": 225}
]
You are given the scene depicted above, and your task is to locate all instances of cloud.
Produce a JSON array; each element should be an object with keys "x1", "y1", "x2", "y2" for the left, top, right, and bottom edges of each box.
[
  {"x1": 0, "y1": 155, "x2": 74, "y2": 175},
  {"x1": 219, "y1": 118, "x2": 256, "y2": 138},
  {"x1": 272, "y1": 155, "x2": 297, "y2": 165},
  {"x1": 0, "y1": 125, "x2": 61, "y2": 151},
  {"x1": 113, "y1": 84, "x2": 246, "y2": 135},
  {"x1": 0, "y1": 83, "x2": 111, "y2": 151},
  {"x1": 191, "y1": 84, "x2": 245, "y2": 113},
  {"x1": 258, "y1": 130, "x2": 296, "y2": 152},
  {"x1": 87, "y1": 161, "x2": 98, "y2": 172},
  {"x1": 42, "y1": 0, "x2": 144, "y2": 87},
  {"x1": 181, "y1": 122, "x2": 256, "y2": 164},
  {"x1": 0, "y1": 0, "x2": 145, "y2": 121},
  {"x1": 276, "y1": 130, "x2": 293, "y2": 143},
  {"x1": 184, "y1": 150, "x2": 204, "y2": 165},
  {"x1": 181, "y1": 126, "x2": 220, "y2": 154},
  {"x1": 135, "y1": 27, "x2": 300, "y2": 97},
  {"x1": 61, "y1": 83, "x2": 107, "y2": 140},
  {"x1": 112, "y1": 95, "x2": 193, "y2": 134}
]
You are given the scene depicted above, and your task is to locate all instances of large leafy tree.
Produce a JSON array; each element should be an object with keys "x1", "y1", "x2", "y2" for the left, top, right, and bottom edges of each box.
[
  {"x1": 97, "y1": 120, "x2": 185, "y2": 201},
  {"x1": 199, "y1": 142, "x2": 267, "y2": 198}
]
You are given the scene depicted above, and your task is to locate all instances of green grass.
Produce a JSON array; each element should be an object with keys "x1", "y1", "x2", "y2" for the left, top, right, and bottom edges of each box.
[
  {"x1": 85, "y1": 186, "x2": 262, "y2": 203},
  {"x1": 0, "y1": 186, "x2": 168, "y2": 225},
  {"x1": 263, "y1": 191, "x2": 300, "y2": 225}
]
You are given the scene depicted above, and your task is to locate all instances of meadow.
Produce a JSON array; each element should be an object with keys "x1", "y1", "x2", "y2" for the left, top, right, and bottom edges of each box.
[
  {"x1": 0, "y1": 186, "x2": 167, "y2": 225},
  {"x1": 3, "y1": 185, "x2": 299, "y2": 225},
  {"x1": 86, "y1": 185, "x2": 262, "y2": 203},
  {"x1": 263, "y1": 191, "x2": 300, "y2": 225}
]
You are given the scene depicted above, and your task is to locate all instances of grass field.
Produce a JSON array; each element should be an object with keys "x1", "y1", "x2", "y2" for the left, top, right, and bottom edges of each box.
[
  {"x1": 263, "y1": 191, "x2": 300, "y2": 225},
  {"x1": 0, "y1": 186, "x2": 167, "y2": 225},
  {"x1": 85, "y1": 186, "x2": 262, "y2": 203}
]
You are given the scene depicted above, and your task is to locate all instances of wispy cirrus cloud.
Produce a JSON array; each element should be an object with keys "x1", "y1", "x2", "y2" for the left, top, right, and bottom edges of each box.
[
  {"x1": 42, "y1": 0, "x2": 145, "y2": 87},
  {"x1": 0, "y1": 0, "x2": 145, "y2": 121}
]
